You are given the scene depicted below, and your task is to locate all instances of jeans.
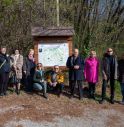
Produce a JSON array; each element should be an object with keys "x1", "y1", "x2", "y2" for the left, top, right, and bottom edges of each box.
[
  {"x1": 70, "y1": 80, "x2": 83, "y2": 99},
  {"x1": 120, "y1": 83, "x2": 124, "y2": 99},
  {"x1": 101, "y1": 78, "x2": 115, "y2": 100},
  {"x1": 33, "y1": 82, "x2": 47, "y2": 94}
]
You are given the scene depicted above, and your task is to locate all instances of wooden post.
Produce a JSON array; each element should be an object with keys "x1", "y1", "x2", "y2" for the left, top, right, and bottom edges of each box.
[{"x1": 56, "y1": 0, "x2": 60, "y2": 27}]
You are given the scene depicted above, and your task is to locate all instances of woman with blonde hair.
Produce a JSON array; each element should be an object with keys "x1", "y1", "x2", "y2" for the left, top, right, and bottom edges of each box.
[
  {"x1": 23, "y1": 49, "x2": 35, "y2": 92},
  {"x1": 33, "y1": 63, "x2": 48, "y2": 99},
  {"x1": 84, "y1": 50, "x2": 99, "y2": 99},
  {"x1": 11, "y1": 49, "x2": 23, "y2": 95}
]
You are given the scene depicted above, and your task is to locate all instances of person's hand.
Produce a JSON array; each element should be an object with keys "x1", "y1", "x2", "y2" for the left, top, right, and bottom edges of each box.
[
  {"x1": 16, "y1": 67, "x2": 20, "y2": 70},
  {"x1": 41, "y1": 79, "x2": 44, "y2": 82},
  {"x1": 53, "y1": 82, "x2": 57, "y2": 87},
  {"x1": 49, "y1": 82, "x2": 53, "y2": 86},
  {"x1": 74, "y1": 65, "x2": 79, "y2": 69},
  {"x1": 23, "y1": 71, "x2": 26, "y2": 74},
  {"x1": 13, "y1": 65, "x2": 16, "y2": 69},
  {"x1": 104, "y1": 74, "x2": 107, "y2": 80}
]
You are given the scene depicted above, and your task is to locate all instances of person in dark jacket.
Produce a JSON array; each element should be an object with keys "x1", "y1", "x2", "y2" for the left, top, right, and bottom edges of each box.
[
  {"x1": 0, "y1": 46, "x2": 11, "y2": 96},
  {"x1": 23, "y1": 49, "x2": 35, "y2": 92},
  {"x1": 100, "y1": 48, "x2": 118, "y2": 104},
  {"x1": 118, "y1": 54, "x2": 124, "y2": 105},
  {"x1": 66, "y1": 48, "x2": 84, "y2": 100},
  {"x1": 33, "y1": 63, "x2": 48, "y2": 99}
]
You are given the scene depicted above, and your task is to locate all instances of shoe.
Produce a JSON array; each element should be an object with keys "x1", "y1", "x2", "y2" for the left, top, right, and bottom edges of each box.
[
  {"x1": 79, "y1": 97, "x2": 83, "y2": 100},
  {"x1": 89, "y1": 95, "x2": 95, "y2": 100},
  {"x1": 17, "y1": 90, "x2": 20, "y2": 95},
  {"x1": 89, "y1": 94, "x2": 92, "y2": 99},
  {"x1": 92, "y1": 96, "x2": 96, "y2": 100},
  {"x1": 110, "y1": 100, "x2": 114, "y2": 104},
  {"x1": 70, "y1": 95, "x2": 74, "y2": 99},
  {"x1": 4, "y1": 92, "x2": 8, "y2": 96},
  {"x1": 99, "y1": 100, "x2": 105, "y2": 104},
  {"x1": 43, "y1": 94, "x2": 48, "y2": 99},
  {"x1": 0, "y1": 93, "x2": 4, "y2": 96},
  {"x1": 58, "y1": 93, "x2": 61, "y2": 98},
  {"x1": 120, "y1": 99, "x2": 124, "y2": 105}
]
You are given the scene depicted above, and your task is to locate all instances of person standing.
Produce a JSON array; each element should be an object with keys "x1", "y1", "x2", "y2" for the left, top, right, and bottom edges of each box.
[
  {"x1": 84, "y1": 51, "x2": 99, "y2": 99},
  {"x1": 0, "y1": 46, "x2": 11, "y2": 96},
  {"x1": 11, "y1": 49, "x2": 23, "y2": 95},
  {"x1": 118, "y1": 54, "x2": 124, "y2": 105},
  {"x1": 66, "y1": 48, "x2": 84, "y2": 100},
  {"x1": 100, "y1": 48, "x2": 118, "y2": 104},
  {"x1": 23, "y1": 49, "x2": 35, "y2": 92}
]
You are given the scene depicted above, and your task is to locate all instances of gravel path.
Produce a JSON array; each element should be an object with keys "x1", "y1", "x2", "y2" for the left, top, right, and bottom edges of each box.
[
  {"x1": 0, "y1": 93, "x2": 124, "y2": 127},
  {"x1": 3, "y1": 105, "x2": 124, "y2": 127}
]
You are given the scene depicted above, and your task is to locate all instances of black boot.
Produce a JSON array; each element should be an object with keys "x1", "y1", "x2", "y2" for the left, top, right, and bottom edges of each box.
[
  {"x1": 4, "y1": 92, "x2": 8, "y2": 96},
  {"x1": 120, "y1": 96, "x2": 124, "y2": 105},
  {"x1": 92, "y1": 94, "x2": 95, "y2": 100},
  {"x1": 110, "y1": 99, "x2": 114, "y2": 104},
  {"x1": 70, "y1": 93, "x2": 74, "y2": 99},
  {"x1": 110, "y1": 96, "x2": 114, "y2": 104},
  {"x1": 99, "y1": 99, "x2": 105, "y2": 104},
  {"x1": 43, "y1": 93, "x2": 48, "y2": 99},
  {"x1": 0, "y1": 93, "x2": 4, "y2": 96},
  {"x1": 16, "y1": 89, "x2": 20, "y2": 95}
]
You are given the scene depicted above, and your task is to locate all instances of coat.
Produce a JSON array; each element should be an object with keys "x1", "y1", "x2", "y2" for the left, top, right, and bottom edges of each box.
[
  {"x1": 46, "y1": 70, "x2": 64, "y2": 84},
  {"x1": 84, "y1": 57, "x2": 99, "y2": 83},
  {"x1": 66, "y1": 55, "x2": 84, "y2": 81},
  {"x1": 118, "y1": 59, "x2": 124, "y2": 83},
  {"x1": 11, "y1": 54, "x2": 23, "y2": 79},
  {"x1": 33, "y1": 70, "x2": 45, "y2": 83},
  {"x1": 102, "y1": 53, "x2": 118, "y2": 80},
  {"x1": 23, "y1": 57, "x2": 35, "y2": 77},
  {"x1": 0, "y1": 53, "x2": 11, "y2": 74}
]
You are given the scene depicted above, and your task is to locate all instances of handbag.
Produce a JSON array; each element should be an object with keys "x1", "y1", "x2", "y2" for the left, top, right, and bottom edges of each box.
[{"x1": 9, "y1": 71, "x2": 18, "y2": 84}]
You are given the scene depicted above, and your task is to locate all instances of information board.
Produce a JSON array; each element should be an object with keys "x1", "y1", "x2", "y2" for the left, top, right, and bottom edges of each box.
[{"x1": 38, "y1": 42, "x2": 69, "y2": 66}]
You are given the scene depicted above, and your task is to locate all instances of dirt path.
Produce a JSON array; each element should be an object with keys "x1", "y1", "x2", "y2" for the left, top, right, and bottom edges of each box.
[{"x1": 0, "y1": 92, "x2": 124, "y2": 127}]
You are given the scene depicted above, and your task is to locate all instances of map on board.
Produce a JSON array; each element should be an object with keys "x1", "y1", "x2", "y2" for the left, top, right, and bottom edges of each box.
[{"x1": 38, "y1": 43, "x2": 69, "y2": 66}]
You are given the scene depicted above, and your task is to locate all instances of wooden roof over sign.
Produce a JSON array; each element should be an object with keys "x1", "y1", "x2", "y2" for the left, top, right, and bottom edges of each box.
[{"x1": 31, "y1": 27, "x2": 74, "y2": 37}]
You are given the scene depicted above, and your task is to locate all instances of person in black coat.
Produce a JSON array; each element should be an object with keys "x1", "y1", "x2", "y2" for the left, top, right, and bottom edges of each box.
[
  {"x1": 118, "y1": 54, "x2": 124, "y2": 105},
  {"x1": 23, "y1": 50, "x2": 35, "y2": 92},
  {"x1": 100, "y1": 48, "x2": 118, "y2": 104},
  {"x1": 66, "y1": 48, "x2": 84, "y2": 100},
  {"x1": 0, "y1": 46, "x2": 11, "y2": 96}
]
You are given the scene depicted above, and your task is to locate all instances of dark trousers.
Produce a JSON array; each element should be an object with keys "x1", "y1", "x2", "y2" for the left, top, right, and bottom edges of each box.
[
  {"x1": 0, "y1": 72, "x2": 9, "y2": 94},
  {"x1": 101, "y1": 78, "x2": 115, "y2": 101},
  {"x1": 120, "y1": 83, "x2": 124, "y2": 100},
  {"x1": 70, "y1": 80, "x2": 83, "y2": 99},
  {"x1": 48, "y1": 83, "x2": 64, "y2": 95},
  {"x1": 88, "y1": 82, "x2": 96, "y2": 97},
  {"x1": 24, "y1": 75, "x2": 33, "y2": 92},
  {"x1": 56, "y1": 83, "x2": 64, "y2": 95}
]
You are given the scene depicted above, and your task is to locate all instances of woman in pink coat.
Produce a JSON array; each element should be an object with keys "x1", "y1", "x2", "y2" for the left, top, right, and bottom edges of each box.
[{"x1": 84, "y1": 51, "x2": 99, "y2": 99}]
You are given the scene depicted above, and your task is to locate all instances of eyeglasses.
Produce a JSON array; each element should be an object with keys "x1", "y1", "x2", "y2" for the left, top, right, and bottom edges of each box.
[
  {"x1": 37, "y1": 66, "x2": 42, "y2": 67},
  {"x1": 55, "y1": 68, "x2": 59, "y2": 69},
  {"x1": 108, "y1": 51, "x2": 113, "y2": 52}
]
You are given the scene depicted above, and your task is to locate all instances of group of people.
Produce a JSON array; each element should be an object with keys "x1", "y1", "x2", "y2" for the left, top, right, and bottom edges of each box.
[
  {"x1": 0, "y1": 46, "x2": 124, "y2": 105},
  {"x1": 0, "y1": 46, "x2": 64, "y2": 99}
]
